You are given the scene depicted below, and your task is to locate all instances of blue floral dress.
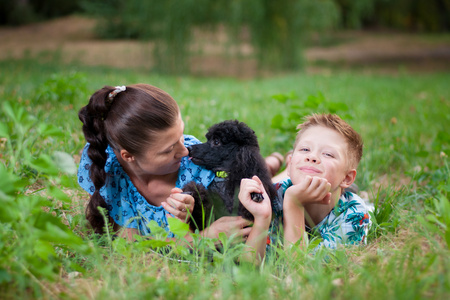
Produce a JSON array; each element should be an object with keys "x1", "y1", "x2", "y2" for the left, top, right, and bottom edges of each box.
[
  {"x1": 77, "y1": 135, "x2": 215, "y2": 237},
  {"x1": 276, "y1": 178, "x2": 371, "y2": 249}
]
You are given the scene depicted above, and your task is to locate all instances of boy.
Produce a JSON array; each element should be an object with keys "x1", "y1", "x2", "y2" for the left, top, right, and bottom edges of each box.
[{"x1": 279, "y1": 113, "x2": 370, "y2": 249}]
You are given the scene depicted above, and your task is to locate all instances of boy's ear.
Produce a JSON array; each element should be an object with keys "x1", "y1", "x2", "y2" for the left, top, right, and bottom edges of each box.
[
  {"x1": 120, "y1": 149, "x2": 135, "y2": 163},
  {"x1": 340, "y1": 169, "x2": 357, "y2": 189},
  {"x1": 286, "y1": 152, "x2": 293, "y2": 177}
]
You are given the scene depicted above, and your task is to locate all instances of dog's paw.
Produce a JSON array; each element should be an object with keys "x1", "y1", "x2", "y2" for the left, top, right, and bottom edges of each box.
[{"x1": 250, "y1": 192, "x2": 264, "y2": 203}]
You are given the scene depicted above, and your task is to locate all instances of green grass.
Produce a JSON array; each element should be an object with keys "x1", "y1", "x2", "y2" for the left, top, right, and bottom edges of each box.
[{"x1": 0, "y1": 58, "x2": 449, "y2": 299}]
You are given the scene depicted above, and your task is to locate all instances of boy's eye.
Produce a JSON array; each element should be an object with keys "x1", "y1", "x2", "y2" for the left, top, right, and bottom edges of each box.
[
  {"x1": 299, "y1": 148, "x2": 309, "y2": 152},
  {"x1": 324, "y1": 152, "x2": 334, "y2": 158}
]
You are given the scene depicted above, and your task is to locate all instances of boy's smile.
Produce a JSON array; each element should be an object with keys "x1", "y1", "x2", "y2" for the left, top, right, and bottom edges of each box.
[{"x1": 299, "y1": 166, "x2": 321, "y2": 174}]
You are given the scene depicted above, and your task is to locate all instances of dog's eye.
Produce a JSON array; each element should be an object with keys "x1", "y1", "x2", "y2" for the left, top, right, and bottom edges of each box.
[{"x1": 212, "y1": 139, "x2": 221, "y2": 146}]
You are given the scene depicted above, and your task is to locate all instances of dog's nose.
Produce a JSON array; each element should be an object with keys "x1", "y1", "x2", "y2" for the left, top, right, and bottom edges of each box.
[{"x1": 187, "y1": 146, "x2": 192, "y2": 156}]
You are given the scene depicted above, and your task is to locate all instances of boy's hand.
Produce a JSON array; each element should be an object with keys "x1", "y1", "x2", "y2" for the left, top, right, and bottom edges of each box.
[
  {"x1": 285, "y1": 175, "x2": 331, "y2": 206},
  {"x1": 162, "y1": 188, "x2": 195, "y2": 222},
  {"x1": 238, "y1": 176, "x2": 272, "y2": 221}
]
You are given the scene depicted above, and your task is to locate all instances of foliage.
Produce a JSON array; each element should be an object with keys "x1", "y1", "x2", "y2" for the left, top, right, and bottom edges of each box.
[
  {"x1": 270, "y1": 91, "x2": 352, "y2": 148},
  {"x1": 2, "y1": 0, "x2": 449, "y2": 32},
  {"x1": 0, "y1": 113, "x2": 91, "y2": 293},
  {"x1": 0, "y1": 164, "x2": 90, "y2": 283},
  {"x1": 34, "y1": 71, "x2": 90, "y2": 106},
  {"x1": 328, "y1": 0, "x2": 450, "y2": 31},
  {"x1": 229, "y1": 0, "x2": 339, "y2": 70},
  {"x1": 0, "y1": 101, "x2": 68, "y2": 175},
  {"x1": 334, "y1": 0, "x2": 376, "y2": 28},
  {"x1": 368, "y1": 187, "x2": 402, "y2": 238},
  {"x1": 368, "y1": 0, "x2": 450, "y2": 32},
  {"x1": 417, "y1": 162, "x2": 450, "y2": 249},
  {"x1": 81, "y1": 0, "x2": 339, "y2": 73},
  {"x1": 0, "y1": 0, "x2": 83, "y2": 25}
]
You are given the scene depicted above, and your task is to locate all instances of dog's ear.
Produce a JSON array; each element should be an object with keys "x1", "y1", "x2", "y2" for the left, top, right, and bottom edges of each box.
[{"x1": 235, "y1": 145, "x2": 259, "y2": 172}]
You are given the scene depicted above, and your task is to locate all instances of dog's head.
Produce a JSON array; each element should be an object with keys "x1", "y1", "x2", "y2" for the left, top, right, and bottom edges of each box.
[{"x1": 188, "y1": 120, "x2": 259, "y2": 172}]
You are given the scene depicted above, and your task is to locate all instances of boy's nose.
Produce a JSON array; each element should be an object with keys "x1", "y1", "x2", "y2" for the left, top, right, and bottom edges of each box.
[{"x1": 306, "y1": 153, "x2": 320, "y2": 163}]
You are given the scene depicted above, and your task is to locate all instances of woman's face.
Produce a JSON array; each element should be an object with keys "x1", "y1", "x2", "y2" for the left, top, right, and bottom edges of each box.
[{"x1": 133, "y1": 114, "x2": 189, "y2": 176}]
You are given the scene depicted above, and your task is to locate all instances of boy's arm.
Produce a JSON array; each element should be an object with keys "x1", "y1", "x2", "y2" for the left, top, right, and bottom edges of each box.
[
  {"x1": 282, "y1": 176, "x2": 331, "y2": 247},
  {"x1": 283, "y1": 194, "x2": 306, "y2": 247},
  {"x1": 242, "y1": 216, "x2": 271, "y2": 264},
  {"x1": 238, "y1": 176, "x2": 272, "y2": 265}
]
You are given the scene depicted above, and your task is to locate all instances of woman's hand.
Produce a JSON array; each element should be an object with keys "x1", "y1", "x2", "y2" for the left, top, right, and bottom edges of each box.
[
  {"x1": 162, "y1": 188, "x2": 195, "y2": 222},
  {"x1": 201, "y1": 216, "x2": 253, "y2": 240}
]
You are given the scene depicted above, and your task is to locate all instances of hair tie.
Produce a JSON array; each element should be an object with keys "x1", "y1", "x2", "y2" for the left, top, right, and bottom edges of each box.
[{"x1": 107, "y1": 86, "x2": 126, "y2": 102}]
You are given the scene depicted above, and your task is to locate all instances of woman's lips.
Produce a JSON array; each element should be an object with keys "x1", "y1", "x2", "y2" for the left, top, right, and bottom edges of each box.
[{"x1": 299, "y1": 166, "x2": 321, "y2": 174}]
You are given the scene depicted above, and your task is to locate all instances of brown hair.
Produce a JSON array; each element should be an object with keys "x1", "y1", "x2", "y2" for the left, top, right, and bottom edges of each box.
[
  {"x1": 78, "y1": 84, "x2": 179, "y2": 233},
  {"x1": 294, "y1": 113, "x2": 363, "y2": 170}
]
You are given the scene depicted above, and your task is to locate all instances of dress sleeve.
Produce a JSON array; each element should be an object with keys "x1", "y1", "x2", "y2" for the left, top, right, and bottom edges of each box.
[
  {"x1": 77, "y1": 143, "x2": 146, "y2": 230},
  {"x1": 176, "y1": 135, "x2": 215, "y2": 188},
  {"x1": 77, "y1": 143, "x2": 95, "y2": 195}
]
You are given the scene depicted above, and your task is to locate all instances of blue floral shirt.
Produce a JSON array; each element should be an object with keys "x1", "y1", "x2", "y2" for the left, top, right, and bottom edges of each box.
[
  {"x1": 276, "y1": 178, "x2": 371, "y2": 249},
  {"x1": 77, "y1": 135, "x2": 215, "y2": 237}
]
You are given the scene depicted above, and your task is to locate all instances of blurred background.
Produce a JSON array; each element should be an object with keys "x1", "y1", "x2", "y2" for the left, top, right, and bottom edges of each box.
[{"x1": 1, "y1": 0, "x2": 449, "y2": 76}]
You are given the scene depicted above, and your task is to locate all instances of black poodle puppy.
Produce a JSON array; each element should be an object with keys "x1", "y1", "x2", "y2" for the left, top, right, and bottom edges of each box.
[{"x1": 183, "y1": 120, "x2": 278, "y2": 231}]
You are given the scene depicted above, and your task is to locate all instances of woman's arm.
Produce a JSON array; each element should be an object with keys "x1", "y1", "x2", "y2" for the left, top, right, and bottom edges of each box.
[
  {"x1": 112, "y1": 216, "x2": 253, "y2": 245},
  {"x1": 112, "y1": 221, "x2": 140, "y2": 240}
]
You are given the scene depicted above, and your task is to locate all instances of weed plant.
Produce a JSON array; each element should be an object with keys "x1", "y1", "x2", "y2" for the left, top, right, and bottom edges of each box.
[{"x1": 0, "y1": 59, "x2": 449, "y2": 299}]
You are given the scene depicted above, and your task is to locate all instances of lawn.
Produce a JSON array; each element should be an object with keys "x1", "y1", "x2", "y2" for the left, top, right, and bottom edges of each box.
[{"x1": 0, "y1": 58, "x2": 449, "y2": 299}]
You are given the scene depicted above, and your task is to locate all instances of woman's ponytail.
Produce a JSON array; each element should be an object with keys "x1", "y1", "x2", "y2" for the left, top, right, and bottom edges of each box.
[{"x1": 78, "y1": 86, "x2": 115, "y2": 233}]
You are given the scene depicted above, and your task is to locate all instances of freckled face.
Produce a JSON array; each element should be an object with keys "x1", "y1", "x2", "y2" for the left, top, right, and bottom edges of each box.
[
  {"x1": 287, "y1": 125, "x2": 350, "y2": 192},
  {"x1": 133, "y1": 114, "x2": 188, "y2": 176}
]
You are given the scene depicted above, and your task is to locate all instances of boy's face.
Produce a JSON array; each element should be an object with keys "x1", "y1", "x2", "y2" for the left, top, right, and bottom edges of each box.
[{"x1": 287, "y1": 125, "x2": 354, "y2": 193}]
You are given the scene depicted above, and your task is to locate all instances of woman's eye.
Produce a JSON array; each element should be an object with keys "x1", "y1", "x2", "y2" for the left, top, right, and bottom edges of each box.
[{"x1": 164, "y1": 147, "x2": 174, "y2": 154}]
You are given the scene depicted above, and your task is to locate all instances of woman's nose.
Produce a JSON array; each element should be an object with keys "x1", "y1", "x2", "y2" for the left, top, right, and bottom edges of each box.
[{"x1": 175, "y1": 142, "x2": 189, "y2": 158}]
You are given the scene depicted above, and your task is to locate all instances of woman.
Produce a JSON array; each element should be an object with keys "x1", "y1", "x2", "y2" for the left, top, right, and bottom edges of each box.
[{"x1": 77, "y1": 84, "x2": 271, "y2": 256}]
